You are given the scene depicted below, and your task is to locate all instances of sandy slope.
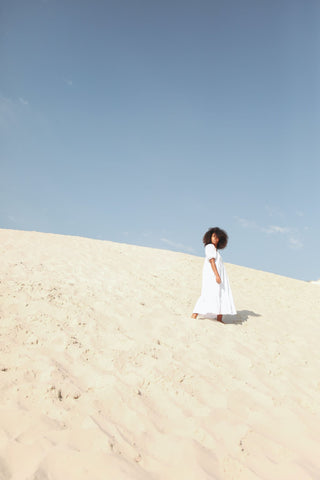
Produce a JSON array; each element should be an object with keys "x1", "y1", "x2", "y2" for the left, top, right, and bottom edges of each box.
[{"x1": 0, "y1": 228, "x2": 320, "y2": 480}]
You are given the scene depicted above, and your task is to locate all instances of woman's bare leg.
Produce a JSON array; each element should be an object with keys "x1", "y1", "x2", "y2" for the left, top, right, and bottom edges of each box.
[
  {"x1": 191, "y1": 313, "x2": 198, "y2": 319},
  {"x1": 217, "y1": 315, "x2": 223, "y2": 323}
]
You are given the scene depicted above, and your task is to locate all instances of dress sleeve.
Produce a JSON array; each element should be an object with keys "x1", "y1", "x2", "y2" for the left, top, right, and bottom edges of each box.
[{"x1": 205, "y1": 244, "x2": 217, "y2": 260}]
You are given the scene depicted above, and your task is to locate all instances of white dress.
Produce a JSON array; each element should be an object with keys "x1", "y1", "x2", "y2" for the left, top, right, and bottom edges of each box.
[{"x1": 193, "y1": 244, "x2": 236, "y2": 317}]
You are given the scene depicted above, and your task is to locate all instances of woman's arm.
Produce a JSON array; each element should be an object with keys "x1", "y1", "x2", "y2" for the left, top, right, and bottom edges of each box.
[{"x1": 210, "y1": 258, "x2": 221, "y2": 284}]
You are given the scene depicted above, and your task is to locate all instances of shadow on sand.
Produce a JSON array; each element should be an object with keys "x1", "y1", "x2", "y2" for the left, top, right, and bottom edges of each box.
[{"x1": 198, "y1": 310, "x2": 261, "y2": 325}]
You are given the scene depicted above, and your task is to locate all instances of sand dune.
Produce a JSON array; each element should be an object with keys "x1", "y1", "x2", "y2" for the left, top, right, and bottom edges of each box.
[{"x1": 1, "y1": 228, "x2": 320, "y2": 480}]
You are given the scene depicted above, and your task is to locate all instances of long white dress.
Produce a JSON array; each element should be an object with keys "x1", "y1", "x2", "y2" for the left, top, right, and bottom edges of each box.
[{"x1": 193, "y1": 244, "x2": 236, "y2": 317}]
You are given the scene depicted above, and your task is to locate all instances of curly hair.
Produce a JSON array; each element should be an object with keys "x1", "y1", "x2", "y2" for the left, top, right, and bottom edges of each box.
[{"x1": 202, "y1": 227, "x2": 228, "y2": 250}]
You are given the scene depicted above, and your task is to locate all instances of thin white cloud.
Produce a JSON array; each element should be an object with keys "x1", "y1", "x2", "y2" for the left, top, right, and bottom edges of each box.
[
  {"x1": 64, "y1": 78, "x2": 73, "y2": 86},
  {"x1": 235, "y1": 216, "x2": 303, "y2": 250},
  {"x1": 0, "y1": 95, "x2": 12, "y2": 104},
  {"x1": 161, "y1": 238, "x2": 195, "y2": 253},
  {"x1": 235, "y1": 217, "x2": 291, "y2": 235},
  {"x1": 1, "y1": 95, "x2": 30, "y2": 127},
  {"x1": 265, "y1": 205, "x2": 284, "y2": 218},
  {"x1": 262, "y1": 225, "x2": 291, "y2": 234},
  {"x1": 0, "y1": 96, "x2": 15, "y2": 127},
  {"x1": 289, "y1": 237, "x2": 303, "y2": 250},
  {"x1": 234, "y1": 216, "x2": 257, "y2": 229},
  {"x1": 19, "y1": 97, "x2": 29, "y2": 105}
]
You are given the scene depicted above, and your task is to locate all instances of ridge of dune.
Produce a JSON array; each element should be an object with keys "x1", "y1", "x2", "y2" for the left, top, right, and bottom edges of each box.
[{"x1": 1, "y1": 228, "x2": 320, "y2": 480}]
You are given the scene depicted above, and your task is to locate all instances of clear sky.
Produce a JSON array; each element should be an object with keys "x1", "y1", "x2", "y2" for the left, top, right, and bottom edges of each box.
[{"x1": 1, "y1": 0, "x2": 319, "y2": 281}]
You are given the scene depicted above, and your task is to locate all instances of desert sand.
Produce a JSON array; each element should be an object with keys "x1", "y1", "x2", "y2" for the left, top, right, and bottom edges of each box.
[{"x1": 1, "y1": 228, "x2": 320, "y2": 480}]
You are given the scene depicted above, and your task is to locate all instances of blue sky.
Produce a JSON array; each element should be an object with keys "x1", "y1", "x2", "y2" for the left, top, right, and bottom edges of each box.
[{"x1": 1, "y1": 0, "x2": 319, "y2": 281}]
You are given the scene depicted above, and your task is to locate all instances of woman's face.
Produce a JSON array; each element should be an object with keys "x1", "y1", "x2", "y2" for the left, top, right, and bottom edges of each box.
[{"x1": 211, "y1": 233, "x2": 219, "y2": 247}]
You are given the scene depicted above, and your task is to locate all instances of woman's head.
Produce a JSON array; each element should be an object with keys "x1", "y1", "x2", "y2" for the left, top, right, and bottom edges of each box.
[{"x1": 203, "y1": 227, "x2": 228, "y2": 250}]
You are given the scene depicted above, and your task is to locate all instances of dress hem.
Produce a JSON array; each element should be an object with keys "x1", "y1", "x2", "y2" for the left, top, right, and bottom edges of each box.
[{"x1": 193, "y1": 310, "x2": 237, "y2": 315}]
